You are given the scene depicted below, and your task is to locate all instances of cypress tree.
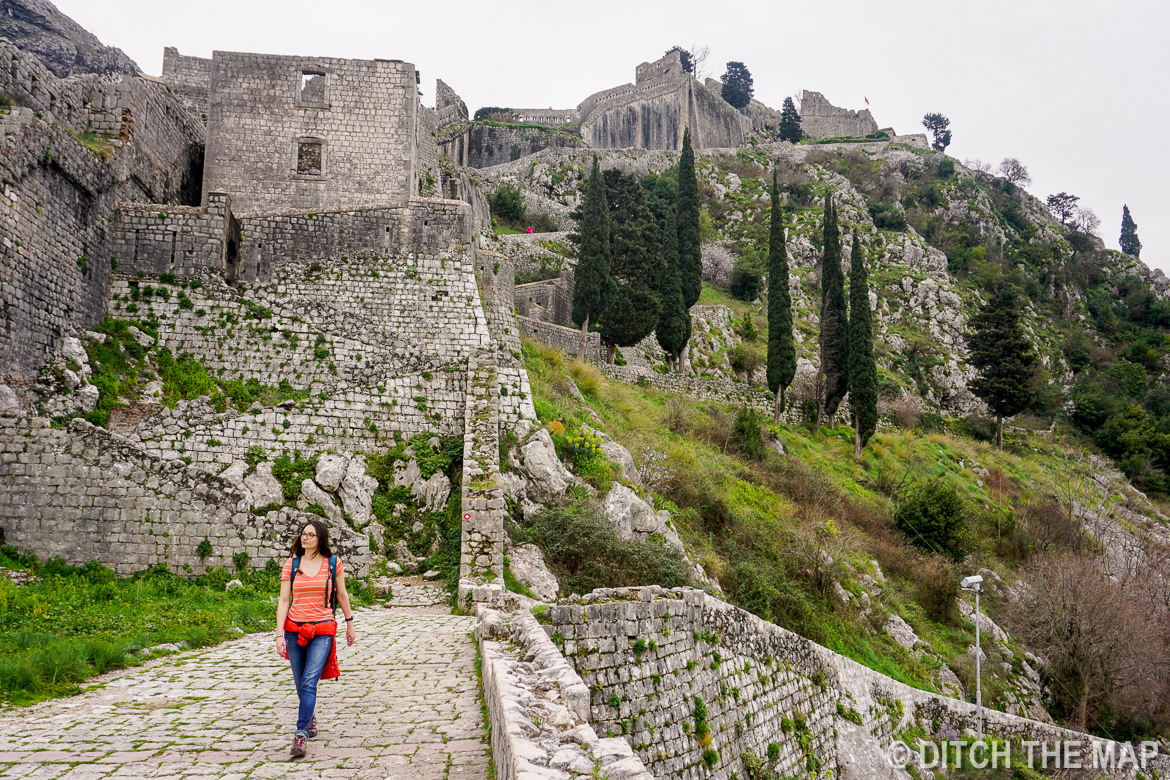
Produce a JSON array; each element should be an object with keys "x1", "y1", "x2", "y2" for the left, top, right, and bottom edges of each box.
[
  {"x1": 656, "y1": 207, "x2": 689, "y2": 371},
  {"x1": 677, "y1": 128, "x2": 702, "y2": 309},
  {"x1": 778, "y1": 97, "x2": 802, "y2": 143},
  {"x1": 847, "y1": 233, "x2": 878, "y2": 457},
  {"x1": 818, "y1": 194, "x2": 849, "y2": 426},
  {"x1": 572, "y1": 156, "x2": 616, "y2": 360},
  {"x1": 766, "y1": 172, "x2": 795, "y2": 422},
  {"x1": 597, "y1": 170, "x2": 662, "y2": 363},
  {"x1": 966, "y1": 285, "x2": 1037, "y2": 450},
  {"x1": 1120, "y1": 205, "x2": 1141, "y2": 258}
]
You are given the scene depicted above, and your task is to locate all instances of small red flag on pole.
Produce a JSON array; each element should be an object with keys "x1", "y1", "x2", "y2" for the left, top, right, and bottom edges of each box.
[{"x1": 864, "y1": 96, "x2": 870, "y2": 106}]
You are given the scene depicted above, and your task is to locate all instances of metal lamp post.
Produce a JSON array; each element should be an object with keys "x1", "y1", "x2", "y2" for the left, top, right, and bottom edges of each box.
[{"x1": 961, "y1": 574, "x2": 984, "y2": 740}]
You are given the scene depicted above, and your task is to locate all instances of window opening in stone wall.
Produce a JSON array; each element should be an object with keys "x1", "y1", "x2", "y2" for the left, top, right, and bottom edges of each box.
[
  {"x1": 298, "y1": 69, "x2": 327, "y2": 105},
  {"x1": 297, "y1": 142, "x2": 323, "y2": 176}
]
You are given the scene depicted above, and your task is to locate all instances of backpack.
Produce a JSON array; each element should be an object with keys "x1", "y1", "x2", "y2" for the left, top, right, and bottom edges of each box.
[{"x1": 289, "y1": 554, "x2": 338, "y2": 616}]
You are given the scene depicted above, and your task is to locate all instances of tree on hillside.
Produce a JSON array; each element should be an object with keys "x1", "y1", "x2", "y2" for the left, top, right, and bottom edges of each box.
[
  {"x1": 922, "y1": 112, "x2": 952, "y2": 152},
  {"x1": 766, "y1": 173, "x2": 796, "y2": 422},
  {"x1": 1073, "y1": 206, "x2": 1101, "y2": 237},
  {"x1": 656, "y1": 207, "x2": 690, "y2": 371},
  {"x1": 571, "y1": 157, "x2": 616, "y2": 360},
  {"x1": 677, "y1": 129, "x2": 703, "y2": 310},
  {"x1": 997, "y1": 157, "x2": 1031, "y2": 188},
  {"x1": 1120, "y1": 205, "x2": 1142, "y2": 257},
  {"x1": 778, "y1": 97, "x2": 802, "y2": 143},
  {"x1": 965, "y1": 285, "x2": 1037, "y2": 450},
  {"x1": 720, "y1": 62, "x2": 754, "y2": 110},
  {"x1": 596, "y1": 170, "x2": 662, "y2": 363},
  {"x1": 1046, "y1": 192, "x2": 1079, "y2": 225},
  {"x1": 847, "y1": 234, "x2": 878, "y2": 458},
  {"x1": 818, "y1": 194, "x2": 849, "y2": 427}
]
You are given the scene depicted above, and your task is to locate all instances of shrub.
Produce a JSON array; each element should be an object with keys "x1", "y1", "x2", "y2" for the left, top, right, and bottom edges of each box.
[
  {"x1": 895, "y1": 479, "x2": 966, "y2": 560},
  {"x1": 937, "y1": 158, "x2": 955, "y2": 179},
  {"x1": 867, "y1": 202, "x2": 908, "y2": 231},
  {"x1": 515, "y1": 499, "x2": 690, "y2": 594},
  {"x1": 731, "y1": 407, "x2": 766, "y2": 461},
  {"x1": 913, "y1": 555, "x2": 960, "y2": 624},
  {"x1": 489, "y1": 186, "x2": 527, "y2": 225},
  {"x1": 729, "y1": 250, "x2": 764, "y2": 301},
  {"x1": 727, "y1": 343, "x2": 763, "y2": 380}
]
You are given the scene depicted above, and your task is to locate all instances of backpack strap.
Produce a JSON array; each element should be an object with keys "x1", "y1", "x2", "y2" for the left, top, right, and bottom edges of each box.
[
  {"x1": 289, "y1": 556, "x2": 302, "y2": 608},
  {"x1": 328, "y1": 555, "x2": 338, "y2": 614}
]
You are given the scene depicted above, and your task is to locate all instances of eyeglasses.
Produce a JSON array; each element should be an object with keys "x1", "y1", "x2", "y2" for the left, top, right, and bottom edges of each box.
[{"x1": 301, "y1": 532, "x2": 317, "y2": 539}]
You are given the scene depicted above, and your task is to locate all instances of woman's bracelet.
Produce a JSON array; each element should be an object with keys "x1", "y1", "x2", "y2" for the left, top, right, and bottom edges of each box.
[{"x1": 345, "y1": 617, "x2": 353, "y2": 622}]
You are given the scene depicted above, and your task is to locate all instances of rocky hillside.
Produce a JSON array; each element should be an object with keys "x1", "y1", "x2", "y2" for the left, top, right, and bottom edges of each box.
[
  {"x1": 1, "y1": 0, "x2": 139, "y2": 77},
  {"x1": 480, "y1": 138, "x2": 1170, "y2": 488}
]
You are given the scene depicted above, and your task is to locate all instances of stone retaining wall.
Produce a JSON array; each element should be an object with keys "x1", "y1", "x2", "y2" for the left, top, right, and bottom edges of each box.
[
  {"x1": 0, "y1": 415, "x2": 369, "y2": 576},
  {"x1": 475, "y1": 606, "x2": 655, "y2": 780},
  {"x1": 543, "y1": 587, "x2": 1167, "y2": 780},
  {"x1": 110, "y1": 195, "x2": 230, "y2": 278}
]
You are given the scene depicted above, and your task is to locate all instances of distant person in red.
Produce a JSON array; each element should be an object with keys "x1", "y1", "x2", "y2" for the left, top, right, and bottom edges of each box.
[
  {"x1": 526, "y1": 226, "x2": 534, "y2": 233},
  {"x1": 275, "y1": 519, "x2": 356, "y2": 757}
]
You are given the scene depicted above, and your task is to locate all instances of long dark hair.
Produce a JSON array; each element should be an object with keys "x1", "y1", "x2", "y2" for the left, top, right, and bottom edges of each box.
[{"x1": 289, "y1": 518, "x2": 334, "y2": 560}]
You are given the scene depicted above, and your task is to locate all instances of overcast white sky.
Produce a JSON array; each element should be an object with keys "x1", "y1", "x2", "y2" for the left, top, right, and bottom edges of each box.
[{"x1": 57, "y1": 0, "x2": 1170, "y2": 271}]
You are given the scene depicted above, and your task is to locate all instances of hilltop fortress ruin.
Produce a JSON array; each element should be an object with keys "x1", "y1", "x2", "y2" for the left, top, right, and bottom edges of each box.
[{"x1": 4, "y1": 36, "x2": 1159, "y2": 780}]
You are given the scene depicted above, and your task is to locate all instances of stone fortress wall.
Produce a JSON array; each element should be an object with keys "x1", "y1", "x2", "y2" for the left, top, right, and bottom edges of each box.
[
  {"x1": 201, "y1": 51, "x2": 423, "y2": 214},
  {"x1": 535, "y1": 587, "x2": 1168, "y2": 780},
  {"x1": 434, "y1": 78, "x2": 468, "y2": 130},
  {"x1": 0, "y1": 415, "x2": 369, "y2": 578},
  {"x1": 161, "y1": 46, "x2": 212, "y2": 119},
  {"x1": 0, "y1": 39, "x2": 203, "y2": 402},
  {"x1": 799, "y1": 90, "x2": 879, "y2": 139}
]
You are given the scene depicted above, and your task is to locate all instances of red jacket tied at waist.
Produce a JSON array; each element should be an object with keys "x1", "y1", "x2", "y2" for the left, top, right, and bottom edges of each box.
[{"x1": 284, "y1": 618, "x2": 340, "y2": 680}]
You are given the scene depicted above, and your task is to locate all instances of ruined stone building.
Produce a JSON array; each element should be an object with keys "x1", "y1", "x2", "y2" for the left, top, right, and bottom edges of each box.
[{"x1": 1, "y1": 41, "x2": 513, "y2": 602}]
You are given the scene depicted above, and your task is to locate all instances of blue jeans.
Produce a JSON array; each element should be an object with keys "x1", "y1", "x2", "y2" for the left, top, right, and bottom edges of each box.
[{"x1": 285, "y1": 630, "x2": 334, "y2": 734}]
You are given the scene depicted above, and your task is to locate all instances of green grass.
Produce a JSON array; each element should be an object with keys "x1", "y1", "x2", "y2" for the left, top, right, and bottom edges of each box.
[
  {"x1": 519, "y1": 337, "x2": 1116, "y2": 700},
  {"x1": 0, "y1": 548, "x2": 376, "y2": 707}
]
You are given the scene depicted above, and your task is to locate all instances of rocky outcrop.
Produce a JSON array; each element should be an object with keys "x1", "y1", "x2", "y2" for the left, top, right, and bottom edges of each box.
[
  {"x1": 0, "y1": 0, "x2": 139, "y2": 77},
  {"x1": 506, "y1": 543, "x2": 559, "y2": 602}
]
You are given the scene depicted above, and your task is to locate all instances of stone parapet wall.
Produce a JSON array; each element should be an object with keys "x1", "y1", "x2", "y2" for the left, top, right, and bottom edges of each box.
[
  {"x1": 516, "y1": 317, "x2": 603, "y2": 364},
  {"x1": 458, "y1": 345, "x2": 505, "y2": 607},
  {"x1": 543, "y1": 587, "x2": 1166, "y2": 780},
  {"x1": 1, "y1": 109, "x2": 116, "y2": 400},
  {"x1": 475, "y1": 606, "x2": 655, "y2": 780},
  {"x1": 417, "y1": 107, "x2": 441, "y2": 197},
  {"x1": 0, "y1": 39, "x2": 95, "y2": 132},
  {"x1": 236, "y1": 198, "x2": 470, "y2": 283},
  {"x1": 799, "y1": 90, "x2": 878, "y2": 140},
  {"x1": 161, "y1": 47, "x2": 212, "y2": 119},
  {"x1": 437, "y1": 123, "x2": 587, "y2": 169},
  {"x1": 515, "y1": 278, "x2": 572, "y2": 325},
  {"x1": 86, "y1": 74, "x2": 207, "y2": 206},
  {"x1": 434, "y1": 79, "x2": 467, "y2": 130},
  {"x1": 0, "y1": 415, "x2": 369, "y2": 577},
  {"x1": 111, "y1": 194, "x2": 229, "y2": 277}
]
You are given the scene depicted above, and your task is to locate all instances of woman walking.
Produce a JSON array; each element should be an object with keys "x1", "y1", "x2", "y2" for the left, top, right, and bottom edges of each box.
[{"x1": 275, "y1": 519, "x2": 356, "y2": 757}]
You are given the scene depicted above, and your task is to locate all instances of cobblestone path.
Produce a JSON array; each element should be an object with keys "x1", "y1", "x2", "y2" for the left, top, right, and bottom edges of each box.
[{"x1": 0, "y1": 580, "x2": 489, "y2": 779}]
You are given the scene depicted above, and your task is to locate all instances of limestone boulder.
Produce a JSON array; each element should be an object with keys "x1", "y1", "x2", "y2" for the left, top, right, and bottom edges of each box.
[
  {"x1": 298, "y1": 479, "x2": 343, "y2": 525},
  {"x1": 936, "y1": 665, "x2": 965, "y2": 699},
  {"x1": 392, "y1": 540, "x2": 413, "y2": 564},
  {"x1": 127, "y1": 326, "x2": 155, "y2": 348},
  {"x1": 411, "y1": 471, "x2": 451, "y2": 514},
  {"x1": 315, "y1": 453, "x2": 349, "y2": 491},
  {"x1": 62, "y1": 369, "x2": 81, "y2": 391},
  {"x1": 339, "y1": 458, "x2": 378, "y2": 526},
  {"x1": 392, "y1": 448, "x2": 421, "y2": 488},
  {"x1": 218, "y1": 461, "x2": 249, "y2": 487},
  {"x1": 516, "y1": 429, "x2": 574, "y2": 503},
  {"x1": 583, "y1": 424, "x2": 640, "y2": 486},
  {"x1": 243, "y1": 462, "x2": 284, "y2": 509},
  {"x1": 885, "y1": 613, "x2": 921, "y2": 650},
  {"x1": 600, "y1": 484, "x2": 683, "y2": 552},
  {"x1": 0, "y1": 384, "x2": 21, "y2": 416},
  {"x1": 507, "y1": 543, "x2": 559, "y2": 602},
  {"x1": 61, "y1": 336, "x2": 88, "y2": 373},
  {"x1": 76, "y1": 383, "x2": 100, "y2": 414}
]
